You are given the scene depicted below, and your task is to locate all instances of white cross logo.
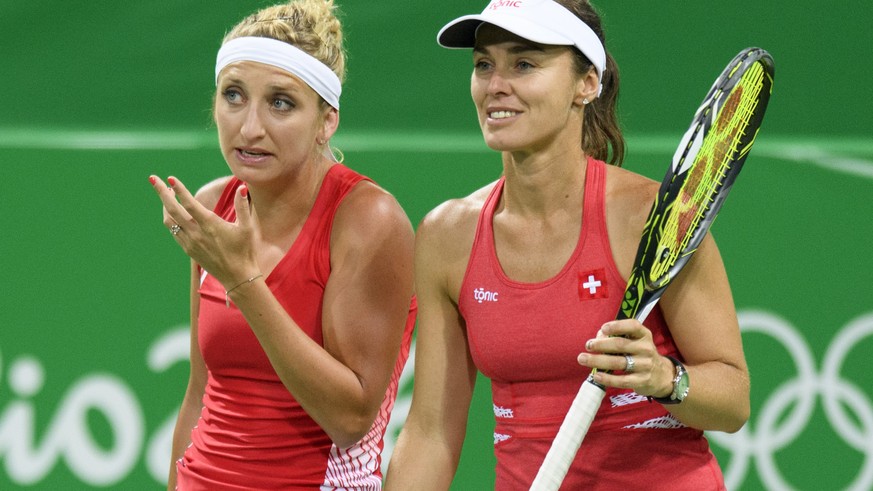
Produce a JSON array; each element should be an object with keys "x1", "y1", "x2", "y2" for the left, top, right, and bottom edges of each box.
[{"x1": 583, "y1": 275, "x2": 602, "y2": 295}]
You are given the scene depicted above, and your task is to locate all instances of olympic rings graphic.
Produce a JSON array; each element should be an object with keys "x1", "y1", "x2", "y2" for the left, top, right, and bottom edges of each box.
[{"x1": 708, "y1": 310, "x2": 873, "y2": 491}]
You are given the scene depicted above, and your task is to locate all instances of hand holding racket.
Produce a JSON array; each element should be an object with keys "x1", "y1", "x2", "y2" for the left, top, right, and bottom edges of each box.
[{"x1": 530, "y1": 47, "x2": 775, "y2": 490}]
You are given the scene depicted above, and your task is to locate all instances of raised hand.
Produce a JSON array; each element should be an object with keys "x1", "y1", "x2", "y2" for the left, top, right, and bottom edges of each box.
[{"x1": 148, "y1": 175, "x2": 261, "y2": 289}]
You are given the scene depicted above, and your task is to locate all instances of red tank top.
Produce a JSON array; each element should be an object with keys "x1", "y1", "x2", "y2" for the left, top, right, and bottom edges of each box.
[
  {"x1": 459, "y1": 157, "x2": 725, "y2": 490},
  {"x1": 177, "y1": 164, "x2": 416, "y2": 490}
]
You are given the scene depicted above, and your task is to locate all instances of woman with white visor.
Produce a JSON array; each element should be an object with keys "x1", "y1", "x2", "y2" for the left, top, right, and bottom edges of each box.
[
  {"x1": 149, "y1": 1, "x2": 416, "y2": 488},
  {"x1": 386, "y1": 1, "x2": 748, "y2": 489}
]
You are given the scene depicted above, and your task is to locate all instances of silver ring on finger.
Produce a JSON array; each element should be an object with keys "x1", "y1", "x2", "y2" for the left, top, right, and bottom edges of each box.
[
  {"x1": 624, "y1": 354, "x2": 635, "y2": 373},
  {"x1": 170, "y1": 224, "x2": 182, "y2": 235}
]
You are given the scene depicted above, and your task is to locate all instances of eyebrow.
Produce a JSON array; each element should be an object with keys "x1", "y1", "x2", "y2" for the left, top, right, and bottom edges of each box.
[
  {"x1": 218, "y1": 77, "x2": 302, "y2": 94},
  {"x1": 219, "y1": 77, "x2": 244, "y2": 87},
  {"x1": 268, "y1": 83, "x2": 301, "y2": 94}
]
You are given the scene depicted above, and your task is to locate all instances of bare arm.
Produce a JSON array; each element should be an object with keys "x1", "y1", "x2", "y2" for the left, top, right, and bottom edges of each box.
[
  {"x1": 229, "y1": 183, "x2": 415, "y2": 447},
  {"x1": 166, "y1": 260, "x2": 207, "y2": 490},
  {"x1": 385, "y1": 201, "x2": 480, "y2": 490},
  {"x1": 653, "y1": 233, "x2": 749, "y2": 431},
  {"x1": 580, "y1": 166, "x2": 749, "y2": 432}
]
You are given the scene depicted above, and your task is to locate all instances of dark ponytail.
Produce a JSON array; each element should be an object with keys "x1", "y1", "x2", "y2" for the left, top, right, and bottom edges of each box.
[{"x1": 555, "y1": 0, "x2": 625, "y2": 167}]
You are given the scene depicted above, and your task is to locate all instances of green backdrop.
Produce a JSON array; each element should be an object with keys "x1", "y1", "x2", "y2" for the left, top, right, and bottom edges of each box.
[{"x1": 1, "y1": 1, "x2": 872, "y2": 490}]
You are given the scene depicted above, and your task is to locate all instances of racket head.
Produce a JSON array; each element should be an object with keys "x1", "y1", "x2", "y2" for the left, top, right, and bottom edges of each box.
[{"x1": 619, "y1": 47, "x2": 775, "y2": 320}]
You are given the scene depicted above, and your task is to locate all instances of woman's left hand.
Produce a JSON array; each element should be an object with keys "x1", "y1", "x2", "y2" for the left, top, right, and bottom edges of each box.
[
  {"x1": 149, "y1": 175, "x2": 260, "y2": 288},
  {"x1": 577, "y1": 319, "x2": 673, "y2": 399}
]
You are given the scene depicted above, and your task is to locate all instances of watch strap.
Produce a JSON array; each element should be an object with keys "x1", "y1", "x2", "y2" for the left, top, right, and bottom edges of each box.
[{"x1": 649, "y1": 355, "x2": 688, "y2": 405}]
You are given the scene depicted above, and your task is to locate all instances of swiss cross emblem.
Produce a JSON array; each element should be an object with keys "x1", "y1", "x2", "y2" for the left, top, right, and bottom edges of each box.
[{"x1": 578, "y1": 269, "x2": 608, "y2": 300}]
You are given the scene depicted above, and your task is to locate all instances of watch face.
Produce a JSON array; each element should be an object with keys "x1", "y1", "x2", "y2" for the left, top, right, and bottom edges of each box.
[{"x1": 674, "y1": 366, "x2": 690, "y2": 400}]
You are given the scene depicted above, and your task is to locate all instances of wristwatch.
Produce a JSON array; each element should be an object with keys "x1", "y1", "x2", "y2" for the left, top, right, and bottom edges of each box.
[{"x1": 651, "y1": 356, "x2": 689, "y2": 404}]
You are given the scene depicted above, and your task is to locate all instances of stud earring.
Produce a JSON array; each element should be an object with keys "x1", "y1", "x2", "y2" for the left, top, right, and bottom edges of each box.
[{"x1": 582, "y1": 98, "x2": 590, "y2": 105}]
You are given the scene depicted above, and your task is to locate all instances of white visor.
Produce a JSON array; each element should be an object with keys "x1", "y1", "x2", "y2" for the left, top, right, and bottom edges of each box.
[
  {"x1": 437, "y1": 0, "x2": 606, "y2": 96},
  {"x1": 216, "y1": 36, "x2": 342, "y2": 110}
]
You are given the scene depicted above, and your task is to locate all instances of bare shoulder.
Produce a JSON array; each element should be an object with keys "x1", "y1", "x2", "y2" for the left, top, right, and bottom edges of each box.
[
  {"x1": 418, "y1": 181, "x2": 495, "y2": 248},
  {"x1": 334, "y1": 179, "x2": 413, "y2": 235},
  {"x1": 415, "y1": 181, "x2": 497, "y2": 290},
  {"x1": 604, "y1": 164, "x2": 660, "y2": 223},
  {"x1": 330, "y1": 180, "x2": 416, "y2": 271},
  {"x1": 603, "y1": 164, "x2": 661, "y2": 276},
  {"x1": 194, "y1": 176, "x2": 233, "y2": 212}
]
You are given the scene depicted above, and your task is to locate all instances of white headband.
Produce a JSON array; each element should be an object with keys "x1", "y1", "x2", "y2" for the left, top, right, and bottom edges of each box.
[
  {"x1": 437, "y1": 0, "x2": 606, "y2": 97},
  {"x1": 215, "y1": 36, "x2": 342, "y2": 109}
]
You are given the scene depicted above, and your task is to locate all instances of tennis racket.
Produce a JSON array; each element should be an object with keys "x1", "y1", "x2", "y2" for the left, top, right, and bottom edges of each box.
[{"x1": 530, "y1": 47, "x2": 775, "y2": 490}]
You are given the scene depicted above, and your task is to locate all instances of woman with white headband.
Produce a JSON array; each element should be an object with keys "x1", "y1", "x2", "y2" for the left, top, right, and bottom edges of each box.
[
  {"x1": 386, "y1": 1, "x2": 747, "y2": 489},
  {"x1": 149, "y1": 1, "x2": 416, "y2": 489}
]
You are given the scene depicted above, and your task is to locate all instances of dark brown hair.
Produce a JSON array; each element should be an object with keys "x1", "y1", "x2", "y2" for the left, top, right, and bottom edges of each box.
[{"x1": 554, "y1": 0, "x2": 624, "y2": 166}]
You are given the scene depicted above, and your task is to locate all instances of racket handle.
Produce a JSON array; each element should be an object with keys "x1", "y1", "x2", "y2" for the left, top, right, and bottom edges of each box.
[{"x1": 530, "y1": 376, "x2": 606, "y2": 490}]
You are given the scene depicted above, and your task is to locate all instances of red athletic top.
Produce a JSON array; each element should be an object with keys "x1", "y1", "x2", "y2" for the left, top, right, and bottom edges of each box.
[
  {"x1": 176, "y1": 164, "x2": 416, "y2": 490},
  {"x1": 458, "y1": 158, "x2": 725, "y2": 490}
]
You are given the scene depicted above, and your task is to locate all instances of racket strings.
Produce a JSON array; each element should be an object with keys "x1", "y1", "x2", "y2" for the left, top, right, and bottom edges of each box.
[{"x1": 648, "y1": 61, "x2": 767, "y2": 285}]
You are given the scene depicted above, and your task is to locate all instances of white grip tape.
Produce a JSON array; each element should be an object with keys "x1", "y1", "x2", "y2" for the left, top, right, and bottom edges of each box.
[{"x1": 529, "y1": 380, "x2": 606, "y2": 490}]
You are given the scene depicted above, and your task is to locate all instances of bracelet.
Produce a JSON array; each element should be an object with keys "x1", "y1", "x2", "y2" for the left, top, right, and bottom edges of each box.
[{"x1": 225, "y1": 274, "x2": 263, "y2": 308}]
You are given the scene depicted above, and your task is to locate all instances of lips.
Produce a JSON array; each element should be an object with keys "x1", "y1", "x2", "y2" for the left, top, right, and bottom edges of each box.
[
  {"x1": 238, "y1": 148, "x2": 270, "y2": 157},
  {"x1": 235, "y1": 147, "x2": 273, "y2": 164}
]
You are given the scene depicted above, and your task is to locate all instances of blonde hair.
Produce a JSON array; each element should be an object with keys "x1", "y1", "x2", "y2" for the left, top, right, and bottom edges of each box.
[{"x1": 223, "y1": 0, "x2": 346, "y2": 84}]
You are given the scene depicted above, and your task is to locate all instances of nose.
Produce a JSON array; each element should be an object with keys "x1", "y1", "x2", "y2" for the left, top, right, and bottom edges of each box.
[
  {"x1": 240, "y1": 104, "x2": 266, "y2": 140},
  {"x1": 485, "y1": 67, "x2": 512, "y2": 97}
]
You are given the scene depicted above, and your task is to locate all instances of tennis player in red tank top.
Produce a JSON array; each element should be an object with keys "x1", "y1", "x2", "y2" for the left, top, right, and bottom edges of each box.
[
  {"x1": 149, "y1": 2, "x2": 416, "y2": 489},
  {"x1": 386, "y1": 1, "x2": 748, "y2": 489}
]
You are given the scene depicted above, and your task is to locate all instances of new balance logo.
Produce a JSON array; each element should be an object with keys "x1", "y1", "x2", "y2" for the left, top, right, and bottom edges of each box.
[{"x1": 474, "y1": 288, "x2": 500, "y2": 304}]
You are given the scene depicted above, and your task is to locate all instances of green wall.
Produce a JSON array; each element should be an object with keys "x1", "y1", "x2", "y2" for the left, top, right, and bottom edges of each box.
[{"x1": 1, "y1": 1, "x2": 872, "y2": 489}]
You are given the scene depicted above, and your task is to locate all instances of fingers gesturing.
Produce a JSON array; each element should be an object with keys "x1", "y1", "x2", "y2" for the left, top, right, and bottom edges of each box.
[{"x1": 148, "y1": 175, "x2": 257, "y2": 286}]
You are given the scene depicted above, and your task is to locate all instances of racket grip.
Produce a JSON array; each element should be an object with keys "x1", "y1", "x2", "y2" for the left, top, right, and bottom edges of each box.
[{"x1": 530, "y1": 376, "x2": 606, "y2": 490}]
